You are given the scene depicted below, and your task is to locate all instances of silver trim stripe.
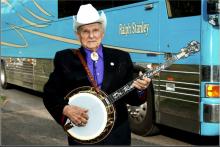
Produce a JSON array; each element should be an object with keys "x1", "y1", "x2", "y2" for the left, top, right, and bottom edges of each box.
[
  {"x1": 158, "y1": 89, "x2": 199, "y2": 97},
  {"x1": 161, "y1": 70, "x2": 199, "y2": 75},
  {"x1": 155, "y1": 94, "x2": 199, "y2": 104},
  {"x1": 158, "y1": 84, "x2": 200, "y2": 92},
  {"x1": 154, "y1": 79, "x2": 200, "y2": 86}
]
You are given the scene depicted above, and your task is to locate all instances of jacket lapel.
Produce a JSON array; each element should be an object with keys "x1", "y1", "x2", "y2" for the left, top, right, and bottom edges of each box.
[{"x1": 101, "y1": 47, "x2": 116, "y2": 92}]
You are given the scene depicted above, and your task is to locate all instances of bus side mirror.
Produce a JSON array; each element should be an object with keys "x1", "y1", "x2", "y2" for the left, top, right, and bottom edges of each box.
[{"x1": 207, "y1": 0, "x2": 220, "y2": 26}]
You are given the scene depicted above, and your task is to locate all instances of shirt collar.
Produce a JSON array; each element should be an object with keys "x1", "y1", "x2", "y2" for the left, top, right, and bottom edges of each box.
[{"x1": 84, "y1": 45, "x2": 103, "y2": 59}]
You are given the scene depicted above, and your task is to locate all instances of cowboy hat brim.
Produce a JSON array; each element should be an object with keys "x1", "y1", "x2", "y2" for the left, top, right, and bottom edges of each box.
[{"x1": 73, "y1": 11, "x2": 107, "y2": 32}]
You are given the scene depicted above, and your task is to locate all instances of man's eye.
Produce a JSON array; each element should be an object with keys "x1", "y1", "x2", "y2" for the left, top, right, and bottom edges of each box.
[{"x1": 83, "y1": 30, "x2": 89, "y2": 33}]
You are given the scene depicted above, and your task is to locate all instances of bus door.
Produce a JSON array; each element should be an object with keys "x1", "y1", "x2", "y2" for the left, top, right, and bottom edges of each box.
[{"x1": 157, "y1": 0, "x2": 201, "y2": 134}]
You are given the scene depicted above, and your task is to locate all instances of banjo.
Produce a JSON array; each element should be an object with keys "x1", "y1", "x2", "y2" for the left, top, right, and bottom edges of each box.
[{"x1": 63, "y1": 41, "x2": 200, "y2": 144}]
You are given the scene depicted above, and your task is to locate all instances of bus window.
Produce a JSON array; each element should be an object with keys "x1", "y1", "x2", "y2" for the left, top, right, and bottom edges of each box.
[
  {"x1": 207, "y1": 0, "x2": 220, "y2": 14},
  {"x1": 58, "y1": 0, "x2": 144, "y2": 18},
  {"x1": 166, "y1": 0, "x2": 201, "y2": 18},
  {"x1": 207, "y1": 0, "x2": 219, "y2": 26}
]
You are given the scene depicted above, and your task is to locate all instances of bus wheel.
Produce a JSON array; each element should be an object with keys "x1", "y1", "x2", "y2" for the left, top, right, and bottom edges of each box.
[
  {"x1": 1, "y1": 61, "x2": 10, "y2": 89},
  {"x1": 128, "y1": 82, "x2": 159, "y2": 136}
]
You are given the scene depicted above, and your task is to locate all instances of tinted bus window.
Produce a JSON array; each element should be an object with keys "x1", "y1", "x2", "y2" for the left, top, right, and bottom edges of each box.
[
  {"x1": 166, "y1": 0, "x2": 201, "y2": 18},
  {"x1": 58, "y1": 0, "x2": 144, "y2": 18},
  {"x1": 207, "y1": 0, "x2": 220, "y2": 14}
]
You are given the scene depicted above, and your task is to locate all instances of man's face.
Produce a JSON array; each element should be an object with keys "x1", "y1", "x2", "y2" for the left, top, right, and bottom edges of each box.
[{"x1": 77, "y1": 23, "x2": 104, "y2": 51}]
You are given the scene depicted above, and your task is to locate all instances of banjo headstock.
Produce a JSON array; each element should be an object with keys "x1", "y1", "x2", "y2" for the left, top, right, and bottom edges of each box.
[{"x1": 176, "y1": 41, "x2": 200, "y2": 59}]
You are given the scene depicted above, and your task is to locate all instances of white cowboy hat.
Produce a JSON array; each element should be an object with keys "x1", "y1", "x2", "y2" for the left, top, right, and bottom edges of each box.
[{"x1": 73, "y1": 4, "x2": 107, "y2": 32}]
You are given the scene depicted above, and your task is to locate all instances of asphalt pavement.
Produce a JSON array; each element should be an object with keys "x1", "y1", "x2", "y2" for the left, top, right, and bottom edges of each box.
[{"x1": 1, "y1": 88, "x2": 68, "y2": 145}]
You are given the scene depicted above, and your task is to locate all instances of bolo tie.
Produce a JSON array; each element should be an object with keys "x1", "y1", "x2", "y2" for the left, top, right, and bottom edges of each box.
[{"x1": 91, "y1": 52, "x2": 99, "y2": 83}]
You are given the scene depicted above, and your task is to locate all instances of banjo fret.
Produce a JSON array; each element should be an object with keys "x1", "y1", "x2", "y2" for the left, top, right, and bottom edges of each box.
[{"x1": 107, "y1": 82, "x2": 134, "y2": 104}]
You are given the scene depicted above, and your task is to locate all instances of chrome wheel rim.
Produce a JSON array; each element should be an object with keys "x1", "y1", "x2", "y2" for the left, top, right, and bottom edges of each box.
[{"x1": 0, "y1": 68, "x2": 6, "y2": 86}]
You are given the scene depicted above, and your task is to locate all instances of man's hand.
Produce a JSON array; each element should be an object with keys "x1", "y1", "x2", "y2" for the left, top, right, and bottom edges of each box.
[
  {"x1": 132, "y1": 71, "x2": 151, "y2": 91},
  {"x1": 63, "y1": 105, "x2": 89, "y2": 126}
]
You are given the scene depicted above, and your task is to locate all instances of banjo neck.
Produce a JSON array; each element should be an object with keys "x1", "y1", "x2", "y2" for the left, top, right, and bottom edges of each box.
[
  {"x1": 104, "y1": 41, "x2": 200, "y2": 105},
  {"x1": 105, "y1": 56, "x2": 176, "y2": 105}
]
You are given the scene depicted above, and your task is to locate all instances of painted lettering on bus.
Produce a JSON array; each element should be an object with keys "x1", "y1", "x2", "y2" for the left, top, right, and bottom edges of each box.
[{"x1": 119, "y1": 21, "x2": 149, "y2": 36}]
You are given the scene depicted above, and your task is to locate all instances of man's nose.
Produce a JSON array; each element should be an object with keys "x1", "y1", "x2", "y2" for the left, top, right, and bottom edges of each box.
[{"x1": 88, "y1": 32, "x2": 94, "y2": 38}]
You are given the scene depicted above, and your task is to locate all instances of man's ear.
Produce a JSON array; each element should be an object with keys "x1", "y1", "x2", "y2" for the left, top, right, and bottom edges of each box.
[
  {"x1": 76, "y1": 31, "x2": 80, "y2": 40},
  {"x1": 101, "y1": 31, "x2": 105, "y2": 39}
]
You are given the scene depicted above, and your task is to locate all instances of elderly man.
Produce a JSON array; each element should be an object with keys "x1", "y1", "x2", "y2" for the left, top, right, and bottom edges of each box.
[{"x1": 43, "y1": 4, "x2": 151, "y2": 145}]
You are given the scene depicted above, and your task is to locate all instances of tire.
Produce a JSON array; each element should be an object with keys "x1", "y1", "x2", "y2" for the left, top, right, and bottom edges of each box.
[
  {"x1": 1, "y1": 61, "x2": 10, "y2": 89},
  {"x1": 128, "y1": 65, "x2": 159, "y2": 136}
]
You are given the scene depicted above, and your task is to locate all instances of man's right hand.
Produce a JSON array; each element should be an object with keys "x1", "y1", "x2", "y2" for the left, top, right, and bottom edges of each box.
[{"x1": 63, "y1": 105, "x2": 89, "y2": 126}]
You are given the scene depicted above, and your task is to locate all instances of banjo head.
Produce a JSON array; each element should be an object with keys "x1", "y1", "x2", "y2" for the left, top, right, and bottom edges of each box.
[{"x1": 64, "y1": 86, "x2": 115, "y2": 144}]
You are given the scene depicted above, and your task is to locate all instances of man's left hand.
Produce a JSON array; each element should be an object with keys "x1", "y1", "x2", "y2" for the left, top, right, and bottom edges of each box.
[{"x1": 132, "y1": 71, "x2": 151, "y2": 91}]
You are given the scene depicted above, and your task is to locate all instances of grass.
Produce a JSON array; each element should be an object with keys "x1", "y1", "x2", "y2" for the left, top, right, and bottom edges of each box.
[{"x1": 0, "y1": 95, "x2": 7, "y2": 105}]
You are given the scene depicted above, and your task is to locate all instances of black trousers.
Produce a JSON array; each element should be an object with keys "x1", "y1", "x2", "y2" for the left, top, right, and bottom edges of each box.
[{"x1": 68, "y1": 120, "x2": 131, "y2": 145}]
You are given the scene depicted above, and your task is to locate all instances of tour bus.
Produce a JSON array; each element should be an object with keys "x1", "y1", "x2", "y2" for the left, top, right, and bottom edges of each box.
[{"x1": 1, "y1": 0, "x2": 219, "y2": 136}]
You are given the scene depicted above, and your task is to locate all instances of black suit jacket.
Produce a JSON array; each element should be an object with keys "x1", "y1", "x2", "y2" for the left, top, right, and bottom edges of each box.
[{"x1": 43, "y1": 46, "x2": 144, "y2": 145}]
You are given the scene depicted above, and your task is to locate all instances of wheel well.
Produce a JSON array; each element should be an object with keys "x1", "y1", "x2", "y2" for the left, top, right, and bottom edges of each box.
[
  {"x1": 130, "y1": 64, "x2": 159, "y2": 135},
  {"x1": 133, "y1": 65, "x2": 146, "y2": 74},
  {"x1": 1, "y1": 59, "x2": 6, "y2": 66},
  {"x1": 0, "y1": 59, "x2": 10, "y2": 89}
]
